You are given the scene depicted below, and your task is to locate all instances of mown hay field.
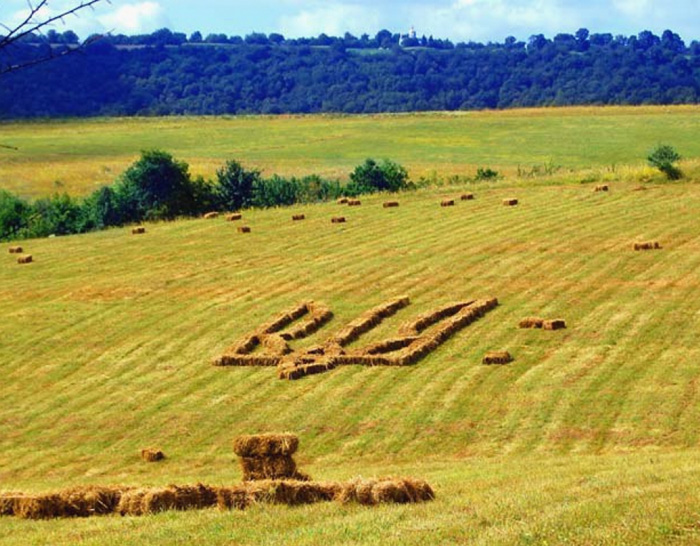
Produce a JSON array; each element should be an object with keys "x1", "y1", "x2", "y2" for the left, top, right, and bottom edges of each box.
[
  {"x1": 2, "y1": 105, "x2": 700, "y2": 198},
  {"x1": 3, "y1": 169, "x2": 700, "y2": 543}
]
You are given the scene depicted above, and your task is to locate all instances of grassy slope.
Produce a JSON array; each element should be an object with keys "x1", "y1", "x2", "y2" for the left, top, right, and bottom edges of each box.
[
  {"x1": 2, "y1": 105, "x2": 700, "y2": 198},
  {"x1": 2, "y1": 175, "x2": 700, "y2": 543}
]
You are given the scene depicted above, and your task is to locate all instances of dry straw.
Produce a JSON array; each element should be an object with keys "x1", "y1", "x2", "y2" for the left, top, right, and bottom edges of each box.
[
  {"x1": 336, "y1": 197, "x2": 348, "y2": 204},
  {"x1": 383, "y1": 201, "x2": 399, "y2": 208},
  {"x1": 483, "y1": 351, "x2": 513, "y2": 365},
  {"x1": 233, "y1": 434, "x2": 300, "y2": 458},
  {"x1": 543, "y1": 319, "x2": 567, "y2": 331},
  {"x1": 17, "y1": 255, "x2": 33, "y2": 264},
  {"x1": 347, "y1": 199, "x2": 362, "y2": 206},
  {"x1": 292, "y1": 214, "x2": 306, "y2": 221},
  {"x1": 132, "y1": 227, "x2": 146, "y2": 235},
  {"x1": 337, "y1": 477, "x2": 435, "y2": 505},
  {"x1": 8, "y1": 246, "x2": 22, "y2": 254},
  {"x1": 141, "y1": 448, "x2": 165, "y2": 462},
  {"x1": 237, "y1": 226, "x2": 251, "y2": 233},
  {"x1": 203, "y1": 212, "x2": 219, "y2": 219},
  {"x1": 503, "y1": 198, "x2": 519, "y2": 206},
  {"x1": 226, "y1": 213, "x2": 242, "y2": 221},
  {"x1": 331, "y1": 217, "x2": 346, "y2": 223},
  {"x1": 594, "y1": 185, "x2": 609, "y2": 192},
  {"x1": 440, "y1": 199, "x2": 455, "y2": 207},
  {"x1": 460, "y1": 193, "x2": 475, "y2": 201}
]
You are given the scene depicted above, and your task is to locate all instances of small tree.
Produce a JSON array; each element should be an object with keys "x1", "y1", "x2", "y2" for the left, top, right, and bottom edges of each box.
[
  {"x1": 0, "y1": 189, "x2": 30, "y2": 240},
  {"x1": 647, "y1": 144, "x2": 682, "y2": 180},
  {"x1": 215, "y1": 160, "x2": 261, "y2": 211},
  {"x1": 348, "y1": 159, "x2": 409, "y2": 195}
]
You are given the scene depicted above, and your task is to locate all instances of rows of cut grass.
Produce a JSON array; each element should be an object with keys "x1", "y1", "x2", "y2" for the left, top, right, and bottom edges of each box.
[{"x1": 2, "y1": 105, "x2": 700, "y2": 198}]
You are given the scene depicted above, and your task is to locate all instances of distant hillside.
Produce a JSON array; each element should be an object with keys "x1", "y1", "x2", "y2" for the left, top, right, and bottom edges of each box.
[{"x1": 0, "y1": 28, "x2": 698, "y2": 117}]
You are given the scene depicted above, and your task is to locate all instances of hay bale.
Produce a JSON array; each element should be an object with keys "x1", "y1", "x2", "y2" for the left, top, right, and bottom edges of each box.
[
  {"x1": 0, "y1": 494, "x2": 25, "y2": 516},
  {"x1": 233, "y1": 434, "x2": 299, "y2": 458},
  {"x1": 132, "y1": 227, "x2": 146, "y2": 235},
  {"x1": 331, "y1": 217, "x2": 346, "y2": 224},
  {"x1": 347, "y1": 199, "x2": 362, "y2": 207},
  {"x1": 217, "y1": 486, "x2": 251, "y2": 510},
  {"x1": 8, "y1": 246, "x2": 22, "y2": 254},
  {"x1": 17, "y1": 255, "x2": 32, "y2": 264},
  {"x1": 383, "y1": 201, "x2": 399, "y2": 208},
  {"x1": 246, "y1": 480, "x2": 339, "y2": 506},
  {"x1": 332, "y1": 297, "x2": 410, "y2": 346},
  {"x1": 543, "y1": 319, "x2": 566, "y2": 331},
  {"x1": 440, "y1": 199, "x2": 455, "y2": 207},
  {"x1": 141, "y1": 448, "x2": 165, "y2": 462},
  {"x1": 337, "y1": 197, "x2": 348, "y2": 204},
  {"x1": 503, "y1": 198, "x2": 518, "y2": 206},
  {"x1": 460, "y1": 193, "x2": 474, "y2": 201},
  {"x1": 292, "y1": 214, "x2": 306, "y2": 221},
  {"x1": 482, "y1": 351, "x2": 513, "y2": 365},
  {"x1": 237, "y1": 226, "x2": 251, "y2": 233},
  {"x1": 519, "y1": 317, "x2": 544, "y2": 329},
  {"x1": 226, "y1": 213, "x2": 242, "y2": 221},
  {"x1": 203, "y1": 212, "x2": 219, "y2": 219},
  {"x1": 338, "y1": 477, "x2": 434, "y2": 505},
  {"x1": 281, "y1": 302, "x2": 333, "y2": 340},
  {"x1": 213, "y1": 354, "x2": 281, "y2": 367},
  {"x1": 634, "y1": 241, "x2": 661, "y2": 251},
  {"x1": 594, "y1": 185, "x2": 609, "y2": 192},
  {"x1": 14, "y1": 494, "x2": 63, "y2": 519},
  {"x1": 262, "y1": 335, "x2": 292, "y2": 356},
  {"x1": 118, "y1": 484, "x2": 217, "y2": 516}
]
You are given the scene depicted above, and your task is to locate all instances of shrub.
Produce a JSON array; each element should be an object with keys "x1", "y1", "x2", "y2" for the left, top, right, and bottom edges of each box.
[
  {"x1": 347, "y1": 159, "x2": 409, "y2": 195},
  {"x1": 215, "y1": 160, "x2": 261, "y2": 211},
  {"x1": 475, "y1": 167, "x2": 499, "y2": 181},
  {"x1": 647, "y1": 144, "x2": 682, "y2": 180},
  {"x1": 0, "y1": 189, "x2": 31, "y2": 240}
]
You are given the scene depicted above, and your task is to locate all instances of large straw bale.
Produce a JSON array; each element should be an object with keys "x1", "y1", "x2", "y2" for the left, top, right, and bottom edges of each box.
[
  {"x1": 331, "y1": 217, "x2": 346, "y2": 224},
  {"x1": 347, "y1": 199, "x2": 362, "y2": 207},
  {"x1": 460, "y1": 193, "x2": 475, "y2": 201},
  {"x1": 337, "y1": 197, "x2": 348, "y2": 204},
  {"x1": 132, "y1": 227, "x2": 146, "y2": 235},
  {"x1": 634, "y1": 241, "x2": 661, "y2": 251},
  {"x1": 237, "y1": 226, "x2": 251, "y2": 233},
  {"x1": 262, "y1": 335, "x2": 292, "y2": 356},
  {"x1": 14, "y1": 494, "x2": 63, "y2": 519},
  {"x1": 8, "y1": 246, "x2": 22, "y2": 254},
  {"x1": 440, "y1": 199, "x2": 455, "y2": 207},
  {"x1": 233, "y1": 434, "x2": 299, "y2": 458},
  {"x1": 239, "y1": 456, "x2": 302, "y2": 481},
  {"x1": 503, "y1": 198, "x2": 518, "y2": 206},
  {"x1": 383, "y1": 201, "x2": 399, "y2": 208},
  {"x1": 17, "y1": 255, "x2": 32, "y2": 264},
  {"x1": 226, "y1": 213, "x2": 242, "y2": 221},
  {"x1": 332, "y1": 297, "x2": 410, "y2": 346},
  {"x1": 261, "y1": 303, "x2": 310, "y2": 334},
  {"x1": 594, "y1": 185, "x2": 609, "y2": 192},
  {"x1": 213, "y1": 355, "x2": 280, "y2": 367},
  {"x1": 203, "y1": 212, "x2": 219, "y2": 219},
  {"x1": 281, "y1": 303, "x2": 333, "y2": 340},
  {"x1": 292, "y1": 214, "x2": 306, "y2": 221}
]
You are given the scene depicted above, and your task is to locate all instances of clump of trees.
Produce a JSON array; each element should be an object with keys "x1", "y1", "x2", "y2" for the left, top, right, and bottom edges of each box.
[{"x1": 0, "y1": 151, "x2": 412, "y2": 241}]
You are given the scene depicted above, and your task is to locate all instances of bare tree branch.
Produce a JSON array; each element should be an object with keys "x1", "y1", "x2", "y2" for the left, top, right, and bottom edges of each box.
[{"x1": 0, "y1": 0, "x2": 110, "y2": 75}]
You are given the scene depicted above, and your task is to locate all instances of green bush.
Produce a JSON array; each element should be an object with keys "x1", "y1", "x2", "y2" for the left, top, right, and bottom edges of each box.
[
  {"x1": 647, "y1": 144, "x2": 682, "y2": 180},
  {"x1": 347, "y1": 159, "x2": 409, "y2": 195},
  {"x1": 215, "y1": 160, "x2": 261, "y2": 211},
  {"x1": 475, "y1": 167, "x2": 499, "y2": 181}
]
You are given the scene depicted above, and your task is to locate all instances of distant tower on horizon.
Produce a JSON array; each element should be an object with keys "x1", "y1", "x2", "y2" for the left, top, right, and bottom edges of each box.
[{"x1": 409, "y1": 26, "x2": 417, "y2": 40}]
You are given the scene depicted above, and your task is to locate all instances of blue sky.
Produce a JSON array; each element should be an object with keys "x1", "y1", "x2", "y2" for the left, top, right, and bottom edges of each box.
[{"x1": 2, "y1": 0, "x2": 699, "y2": 43}]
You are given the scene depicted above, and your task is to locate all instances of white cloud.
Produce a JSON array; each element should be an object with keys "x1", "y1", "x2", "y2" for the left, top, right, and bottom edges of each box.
[
  {"x1": 280, "y1": 3, "x2": 382, "y2": 37},
  {"x1": 612, "y1": 0, "x2": 652, "y2": 18},
  {"x1": 98, "y1": 2, "x2": 169, "y2": 34}
]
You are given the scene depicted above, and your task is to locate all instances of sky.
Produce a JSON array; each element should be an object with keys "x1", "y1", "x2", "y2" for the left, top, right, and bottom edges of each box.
[{"x1": 1, "y1": 0, "x2": 699, "y2": 44}]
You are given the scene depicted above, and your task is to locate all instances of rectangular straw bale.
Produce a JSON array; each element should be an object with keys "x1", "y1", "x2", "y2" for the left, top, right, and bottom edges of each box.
[
  {"x1": 8, "y1": 246, "x2": 22, "y2": 254},
  {"x1": 503, "y1": 198, "x2": 519, "y2": 206},
  {"x1": 245, "y1": 480, "x2": 340, "y2": 506},
  {"x1": 594, "y1": 185, "x2": 609, "y2": 192},
  {"x1": 141, "y1": 448, "x2": 165, "y2": 462},
  {"x1": 383, "y1": 201, "x2": 399, "y2": 208},
  {"x1": 239, "y1": 456, "x2": 299, "y2": 481},
  {"x1": 217, "y1": 486, "x2": 252, "y2": 510},
  {"x1": 132, "y1": 227, "x2": 146, "y2": 234},
  {"x1": 117, "y1": 489, "x2": 149, "y2": 516},
  {"x1": 440, "y1": 199, "x2": 455, "y2": 207},
  {"x1": 337, "y1": 198, "x2": 348, "y2": 204},
  {"x1": 519, "y1": 317, "x2": 544, "y2": 329},
  {"x1": 460, "y1": 193, "x2": 474, "y2": 200},
  {"x1": 226, "y1": 213, "x2": 242, "y2": 221},
  {"x1": 261, "y1": 303, "x2": 310, "y2": 334},
  {"x1": 262, "y1": 335, "x2": 293, "y2": 356},
  {"x1": 237, "y1": 226, "x2": 251, "y2": 233},
  {"x1": 281, "y1": 303, "x2": 333, "y2": 340},
  {"x1": 332, "y1": 297, "x2": 410, "y2": 346},
  {"x1": 331, "y1": 217, "x2": 346, "y2": 223},
  {"x1": 233, "y1": 434, "x2": 300, "y2": 458},
  {"x1": 543, "y1": 319, "x2": 566, "y2": 331},
  {"x1": 399, "y1": 301, "x2": 474, "y2": 335},
  {"x1": 0, "y1": 494, "x2": 25, "y2": 516},
  {"x1": 338, "y1": 477, "x2": 434, "y2": 505},
  {"x1": 634, "y1": 241, "x2": 661, "y2": 250},
  {"x1": 17, "y1": 255, "x2": 32, "y2": 264},
  {"x1": 347, "y1": 199, "x2": 362, "y2": 206},
  {"x1": 203, "y1": 212, "x2": 219, "y2": 219},
  {"x1": 56, "y1": 486, "x2": 125, "y2": 517},
  {"x1": 292, "y1": 214, "x2": 306, "y2": 221},
  {"x1": 482, "y1": 351, "x2": 513, "y2": 365},
  {"x1": 364, "y1": 337, "x2": 418, "y2": 355},
  {"x1": 278, "y1": 359, "x2": 336, "y2": 380},
  {"x1": 14, "y1": 494, "x2": 63, "y2": 519}
]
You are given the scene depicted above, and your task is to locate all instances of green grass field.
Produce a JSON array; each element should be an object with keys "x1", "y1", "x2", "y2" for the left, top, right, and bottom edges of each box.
[
  {"x1": 3, "y1": 150, "x2": 700, "y2": 545},
  {"x1": 2, "y1": 105, "x2": 700, "y2": 198}
]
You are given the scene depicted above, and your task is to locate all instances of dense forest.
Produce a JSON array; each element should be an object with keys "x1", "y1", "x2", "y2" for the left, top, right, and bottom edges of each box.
[{"x1": 0, "y1": 27, "x2": 698, "y2": 117}]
